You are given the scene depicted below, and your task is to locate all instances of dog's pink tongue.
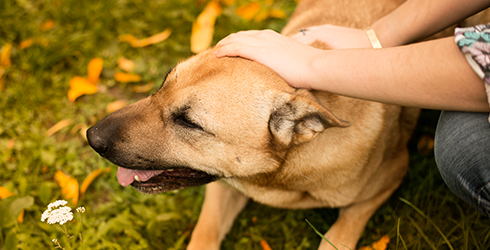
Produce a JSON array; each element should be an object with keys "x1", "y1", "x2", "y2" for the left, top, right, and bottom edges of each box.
[{"x1": 117, "y1": 167, "x2": 165, "y2": 187}]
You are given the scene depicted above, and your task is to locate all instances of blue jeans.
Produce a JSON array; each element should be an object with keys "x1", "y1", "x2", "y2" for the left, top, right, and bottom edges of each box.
[{"x1": 434, "y1": 111, "x2": 490, "y2": 217}]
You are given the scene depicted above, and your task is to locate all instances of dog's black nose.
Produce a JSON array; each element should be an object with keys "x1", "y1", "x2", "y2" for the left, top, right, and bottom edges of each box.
[{"x1": 86, "y1": 127, "x2": 108, "y2": 155}]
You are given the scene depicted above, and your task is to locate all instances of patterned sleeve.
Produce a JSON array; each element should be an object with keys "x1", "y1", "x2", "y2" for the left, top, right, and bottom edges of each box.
[{"x1": 454, "y1": 23, "x2": 490, "y2": 115}]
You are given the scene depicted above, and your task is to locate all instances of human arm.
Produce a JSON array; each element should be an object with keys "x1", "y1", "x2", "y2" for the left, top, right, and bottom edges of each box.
[
  {"x1": 215, "y1": 30, "x2": 489, "y2": 112},
  {"x1": 292, "y1": 0, "x2": 490, "y2": 49},
  {"x1": 372, "y1": 0, "x2": 490, "y2": 47}
]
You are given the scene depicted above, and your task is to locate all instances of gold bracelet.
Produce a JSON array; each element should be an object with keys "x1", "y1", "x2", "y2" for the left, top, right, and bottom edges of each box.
[{"x1": 365, "y1": 29, "x2": 382, "y2": 49}]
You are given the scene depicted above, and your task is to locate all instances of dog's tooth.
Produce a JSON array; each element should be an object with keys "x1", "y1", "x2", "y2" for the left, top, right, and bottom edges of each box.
[
  {"x1": 134, "y1": 175, "x2": 141, "y2": 182},
  {"x1": 167, "y1": 169, "x2": 174, "y2": 172}
]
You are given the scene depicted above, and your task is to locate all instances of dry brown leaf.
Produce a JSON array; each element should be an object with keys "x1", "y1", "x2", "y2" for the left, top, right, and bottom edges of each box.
[
  {"x1": 117, "y1": 57, "x2": 136, "y2": 72},
  {"x1": 191, "y1": 1, "x2": 222, "y2": 53},
  {"x1": 87, "y1": 58, "x2": 103, "y2": 84},
  {"x1": 132, "y1": 81, "x2": 154, "y2": 93},
  {"x1": 119, "y1": 29, "x2": 172, "y2": 48},
  {"x1": 80, "y1": 167, "x2": 110, "y2": 197},
  {"x1": 55, "y1": 170, "x2": 79, "y2": 205},
  {"x1": 359, "y1": 235, "x2": 390, "y2": 250},
  {"x1": 235, "y1": 2, "x2": 260, "y2": 21},
  {"x1": 417, "y1": 134, "x2": 434, "y2": 155},
  {"x1": 68, "y1": 76, "x2": 98, "y2": 102},
  {"x1": 114, "y1": 72, "x2": 142, "y2": 83},
  {"x1": 45, "y1": 119, "x2": 73, "y2": 137},
  {"x1": 106, "y1": 99, "x2": 129, "y2": 113},
  {"x1": 260, "y1": 239, "x2": 272, "y2": 250}
]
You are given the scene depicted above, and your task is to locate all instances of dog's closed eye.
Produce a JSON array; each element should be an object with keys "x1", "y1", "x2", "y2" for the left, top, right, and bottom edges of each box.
[{"x1": 174, "y1": 114, "x2": 203, "y2": 130}]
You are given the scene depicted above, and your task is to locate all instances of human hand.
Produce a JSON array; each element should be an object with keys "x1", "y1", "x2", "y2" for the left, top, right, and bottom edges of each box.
[
  {"x1": 292, "y1": 24, "x2": 373, "y2": 49},
  {"x1": 215, "y1": 30, "x2": 323, "y2": 89}
]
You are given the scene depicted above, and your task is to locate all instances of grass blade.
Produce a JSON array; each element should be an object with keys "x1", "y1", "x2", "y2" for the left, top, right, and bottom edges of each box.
[
  {"x1": 305, "y1": 219, "x2": 339, "y2": 250},
  {"x1": 407, "y1": 216, "x2": 437, "y2": 250},
  {"x1": 399, "y1": 197, "x2": 454, "y2": 250}
]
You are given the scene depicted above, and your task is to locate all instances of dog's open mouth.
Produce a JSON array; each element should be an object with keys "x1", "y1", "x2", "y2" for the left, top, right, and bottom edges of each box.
[{"x1": 117, "y1": 167, "x2": 218, "y2": 194}]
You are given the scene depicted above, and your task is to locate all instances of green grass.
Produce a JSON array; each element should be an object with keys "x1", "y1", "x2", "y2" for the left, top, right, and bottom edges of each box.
[{"x1": 1, "y1": 0, "x2": 489, "y2": 249}]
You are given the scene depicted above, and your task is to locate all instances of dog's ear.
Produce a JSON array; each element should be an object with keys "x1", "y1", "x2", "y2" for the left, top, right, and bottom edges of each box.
[{"x1": 269, "y1": 89, "x2": 350, "y2": 148}]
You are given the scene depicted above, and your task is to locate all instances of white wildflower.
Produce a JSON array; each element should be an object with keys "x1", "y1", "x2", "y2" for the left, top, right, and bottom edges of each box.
[
  {"x1": 41, "y1": 200, "x2": 73, "y2": 225},
  {"x1": 48, "y1": 200, "x2": 68, "y2": 210},
  {"x1": 76, "y1": 207, "x2": 85, "y2": 213}
]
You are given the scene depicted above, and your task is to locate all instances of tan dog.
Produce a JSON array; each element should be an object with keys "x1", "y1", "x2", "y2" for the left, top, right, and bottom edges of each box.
[{"x1": 87, "y1": 0, "x2": 488, "y2": 249}]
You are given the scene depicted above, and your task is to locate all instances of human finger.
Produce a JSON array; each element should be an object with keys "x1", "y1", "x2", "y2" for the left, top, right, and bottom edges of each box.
[
  {"x1": 216, "y1": 30, "x2": 265, "y2": 47},
  {"x1": 214, "y1": 42, "x2": 258, "y2": 60}
]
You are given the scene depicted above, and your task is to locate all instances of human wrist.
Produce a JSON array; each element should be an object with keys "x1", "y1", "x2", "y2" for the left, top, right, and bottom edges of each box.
[
  {"x1": 370, "y1": 10, "x2": 411, "y2": 48},
  {"x1": 365, "y1": 29, "x2": 383, "y2": 48}
]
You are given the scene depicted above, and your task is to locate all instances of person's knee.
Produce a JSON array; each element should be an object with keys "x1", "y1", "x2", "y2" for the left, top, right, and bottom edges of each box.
[{"x1": 434, "y1": 111, "x2": 490, "y2": 217}]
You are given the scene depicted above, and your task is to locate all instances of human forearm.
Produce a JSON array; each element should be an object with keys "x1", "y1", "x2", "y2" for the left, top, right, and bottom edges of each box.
[
  {"x1": 371, "y1": 0, "x2": 490, "y2": 47},
  {"x1": 309, "y1": 37, "x2": 488, "y2": 111}
]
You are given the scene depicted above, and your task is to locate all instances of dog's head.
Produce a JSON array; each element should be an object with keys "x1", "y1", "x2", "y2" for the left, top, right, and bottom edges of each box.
[{"x1": 87, "y1": 49, "x2": 348, "y2": 194}]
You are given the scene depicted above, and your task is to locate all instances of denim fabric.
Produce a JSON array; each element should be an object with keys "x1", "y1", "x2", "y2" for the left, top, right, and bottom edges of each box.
[{"x1": 434, "y1": 111, "x2": 490, "y2": 217}]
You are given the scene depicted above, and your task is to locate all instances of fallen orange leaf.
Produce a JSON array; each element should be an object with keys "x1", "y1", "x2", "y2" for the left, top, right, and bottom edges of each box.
[
  {"x1": 19, "y1": 39, "x2": 34, "y2": 49},
  {"x1": 119, "y1": 29, "x2": 172, "y2": 48},
  {"x1": 260, "y1": 239, "x2": 272, "y2": 250},
  {"x1": 17, "y1": 209, "x2": 25, "y2": 223},
  {"x1": 235, "y1": 2, "x2": 260, "y2": 21},
  {"x1": 117, "y1": 57, "x2": 136, "y2": 72},
  {"x1": 19, "y1": 37, "x2": 50, "y2": 49},
  {"x1": 0, "y1": 75, "x2": 4, "y2": 92},
  {"x1": 220, "y1": 0, "x2": 235, "y2": 6},
  {"x1": 7, "y1": 139, "x2": 15, "y2": 149},
  {"x1": 136, "y1": 29, "x2": 172, "y2": 47},
  {"x1": 114, "y1": 72, "x2": 142, "y2": 83},
  {"x1": 417, "y1": 134, "x2": 434, "y2": 155},
  {"x1": 118, "y1": 34, "x2": 138, "y2": 44},
  {"x1": 191, "y1": 1, "x2": 222, "y2": 53},
  {"x1": 70, "y1": 123, "x2": 88, "y2": 141},
  {"x1": 254, "y1": 9, "x2": 269, "y2": 22},
  {"x1": 132, "y1": 81, "x2": 154, "y2": 93},
  {"x1": 40, "y1": 20, "x2": 55, "y2": 31},
  {"x1": 0, "y1": 43, "x2": 12, "y2": 68},
  {"x1": 55, "y1": 170, "x2": 79, "y2": 206},
  {"x1": 0, "y1": 186, "x2": 14, "y2": 199},
  {"x1": 359, "y1": 235, "x2": 390, "y2": 250},
  {"x1": 0, "y1": 186, "x2": 24, "y2": 223},
  {"x1": 269, "y1": 8, "x2": 286, "y2": 19},
  {"x1": 87, "y1": 58, "x2": 103, "y2": 84},
  {"x1": 45, "y1": 119, "x2": 73, "y2": 137},
  {"x1": 68, "y1": 76, "x2": 98, "y2": 102},
  {"x1": 106, "y1": 99, "x2": 129, "y2": 113},
  {"x1": 80, "y1": 167, "x2": 110, "y2": 197}
]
